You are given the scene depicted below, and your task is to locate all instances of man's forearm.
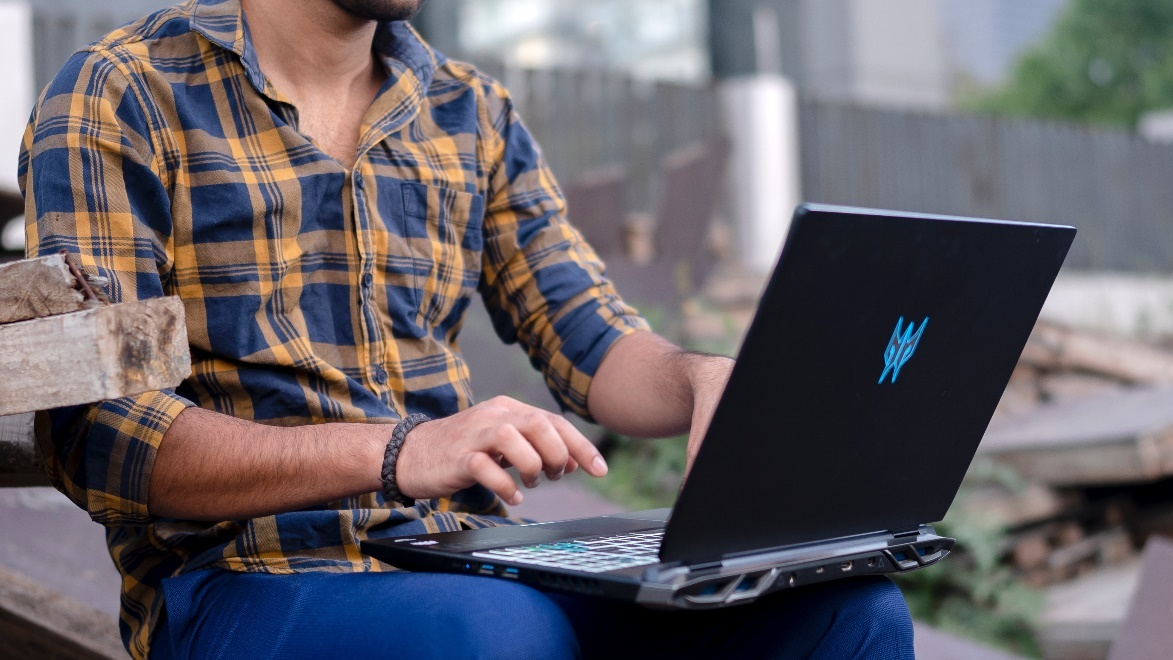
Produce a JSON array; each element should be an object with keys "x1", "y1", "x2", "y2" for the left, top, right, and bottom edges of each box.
[
  {"x1": 588, "y1": 330, "x2": 733, "y2": 438},
  {"x1": 148, "y1": 407, "x2": 386, "y2": 521}
]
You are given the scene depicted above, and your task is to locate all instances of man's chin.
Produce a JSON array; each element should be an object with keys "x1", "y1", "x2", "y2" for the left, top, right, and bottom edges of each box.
[{"x1": 331, "y1": 0, "x2": 424, "y2": 22}]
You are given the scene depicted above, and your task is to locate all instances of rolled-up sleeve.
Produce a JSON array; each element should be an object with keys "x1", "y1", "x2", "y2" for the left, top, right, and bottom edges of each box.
[
  {"x1": 476, "y1": 77, "x2": 649, "y2": 420},
  {"x1": 19, "y1": 50, "x2": 191, "y2": 526}
]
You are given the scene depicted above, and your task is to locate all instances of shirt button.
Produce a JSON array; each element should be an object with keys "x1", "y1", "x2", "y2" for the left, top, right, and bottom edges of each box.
[
  {"x1": 354, "y1": 176, "x2": 365, "y2": 191},
  {"x1": 361, "y1": 273, "x2": 373, "y2": 288},
  {"x1": 373, "y1": 366, "x2": 388, "y2": 384}
]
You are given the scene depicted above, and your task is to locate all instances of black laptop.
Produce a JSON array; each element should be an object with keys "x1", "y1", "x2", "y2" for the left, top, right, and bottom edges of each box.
[{"x1": 362, "y1": 204, "x2": 1075, "y2": 609}]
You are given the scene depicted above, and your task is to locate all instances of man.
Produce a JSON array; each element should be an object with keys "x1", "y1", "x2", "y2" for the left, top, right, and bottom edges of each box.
[{"x1": 19, "y1": 0, "x2": 914, "y2": 657}]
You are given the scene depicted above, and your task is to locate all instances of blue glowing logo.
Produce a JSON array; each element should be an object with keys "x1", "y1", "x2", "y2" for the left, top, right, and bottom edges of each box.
[{"x1": 879, "y1": 316, "x2": 929, "y2": 384}]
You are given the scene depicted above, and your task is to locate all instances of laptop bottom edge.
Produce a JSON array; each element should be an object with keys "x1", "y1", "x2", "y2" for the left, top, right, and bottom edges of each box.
[{"x1": 362, "y1": 525, "x2": 953, "y2": 610}]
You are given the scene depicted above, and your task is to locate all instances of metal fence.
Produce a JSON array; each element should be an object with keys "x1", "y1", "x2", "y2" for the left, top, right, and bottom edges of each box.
[
  {"x1": 477, "y1": 62, "x2": 723, "y2": 210},
  {"x1": 799, "y1": 99, "x2": 1173, "y2": 272}
]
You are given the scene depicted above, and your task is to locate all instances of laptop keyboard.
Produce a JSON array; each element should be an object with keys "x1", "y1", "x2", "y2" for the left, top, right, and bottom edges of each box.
[{"x1": 471, "y1": 529, "x2": 663, "y2": 574}]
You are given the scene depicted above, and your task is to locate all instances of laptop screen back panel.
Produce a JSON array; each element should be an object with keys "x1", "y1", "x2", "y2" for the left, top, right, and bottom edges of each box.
[{"x1": 660, "y1": 205, "x2": 1075, "y2": 564}]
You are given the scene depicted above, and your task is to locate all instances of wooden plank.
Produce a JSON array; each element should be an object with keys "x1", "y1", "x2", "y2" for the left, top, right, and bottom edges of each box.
[
  {"x1": 0, "y1": 253, "x2": 88, "y2": 325},
  {"x1": 1040, "y1": 560, "x2": 1141, "y2": 660},
  {"x1": 0, "y1": 566, "x2": 124, "y2": 659},
  {"x1": 913, "y1": 623, "x2": 1026, "y2": 660},
  {"x1": 0, "y1": 297, "x2": 190, "y2": 416},
  {"x1": 0, "y1": 413, "x2": 47, "y2": 487},
  {"x1": 980, "y1": 386, "x2": 1173, "y2": 485},
  {"x1": 1021, "y1": 322, "x2": 1173, "y2": 384},
  {"x1": 1108, "y1": 536, "x2": 1173, "y2": 660}
]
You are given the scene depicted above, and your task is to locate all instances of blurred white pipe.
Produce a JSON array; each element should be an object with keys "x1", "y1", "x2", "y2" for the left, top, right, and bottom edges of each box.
[
  {"x1": 1, "y1": 215, "x2": 23, "y2": 251},
  {"x1": 0, "y1": 0, "x2": 33, "y2": 194},
  {"x1": 720, "y1": 74, "x2": 801, "y2": 274}
]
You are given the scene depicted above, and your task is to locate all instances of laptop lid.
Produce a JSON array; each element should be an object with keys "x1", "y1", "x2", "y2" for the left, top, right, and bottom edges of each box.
[{"x1": 660, "y1": 204, "x2": 1075, "y2": 564}]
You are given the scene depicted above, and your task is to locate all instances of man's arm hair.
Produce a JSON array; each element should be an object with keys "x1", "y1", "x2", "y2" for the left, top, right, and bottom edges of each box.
[
  {"x1": 149, "y1": 407, "x2": 386, "y2": 520},
  {"x1": 587, "y1": 330, "x2": 734, "y2": 439}
]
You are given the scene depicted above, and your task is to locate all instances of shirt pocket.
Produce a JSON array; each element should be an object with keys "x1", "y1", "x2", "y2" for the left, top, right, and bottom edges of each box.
[{"x1": 400, "y1": 182, "x2": 485, "y2": 330}]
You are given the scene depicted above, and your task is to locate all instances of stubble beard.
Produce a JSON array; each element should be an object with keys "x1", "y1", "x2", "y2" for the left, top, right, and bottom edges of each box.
[{"x1": 330, "y1": 0, "x2": 424, "y2": 21}]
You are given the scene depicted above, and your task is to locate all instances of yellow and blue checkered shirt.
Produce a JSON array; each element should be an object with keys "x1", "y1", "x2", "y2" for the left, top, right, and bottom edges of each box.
[{"x1": 18, "y1": 1, "x2": 647, "y2": 656}]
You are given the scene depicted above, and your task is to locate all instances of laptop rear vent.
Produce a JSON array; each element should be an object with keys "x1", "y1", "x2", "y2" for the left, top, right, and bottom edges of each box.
[{"x1": 534, "y1": 573, "x2": 605, "y2": 596}]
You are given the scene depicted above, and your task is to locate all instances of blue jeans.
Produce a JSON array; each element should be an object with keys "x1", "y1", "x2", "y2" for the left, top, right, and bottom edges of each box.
[{"x1": 153, "y1": 569, "x2": 914, "y2": 659}]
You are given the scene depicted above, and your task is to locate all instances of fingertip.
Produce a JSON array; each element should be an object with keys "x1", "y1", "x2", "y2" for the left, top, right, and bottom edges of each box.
[
  {"x1": 509, "y1": 491, "x2": 524, "y2": 506},
  {"x1": 591, "y1": 455, "x2": 608, "y2": 476}
]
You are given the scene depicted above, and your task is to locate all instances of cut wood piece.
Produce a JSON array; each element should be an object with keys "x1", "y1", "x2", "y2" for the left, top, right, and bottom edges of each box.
[
  {"x1": 0, "y1": 413, "x2": 46, "y2": 487},
  {"x1": 1022, "y1": 322, "x2": 1173, "y2": 384},
  {"x1": 0, "y1": 253, "x2": 87, "y2": 325},
  {"x1": 1041, "y1": 560, "x2": 1141, "y2": 660},
  {"x1": 1038, "y1": 373, "x2": 1124, "y2": 403},
  {"x1": 1108, "y1": 536, "x2": 1173, "y2": 660},
  {"x1": 957, "y1": 482, "x2": 1066, "y2": 529},
  {"x1": 1012, "y1": 533, "x2": 1051, "y2": 571},
  {"x1": 0, "y1": 566, "x2": 124, "y2": 659},
  {"x1": 980, "y1": 386, "x2": 1173, "y2": 486},
  {"x1": 0, "y1": 297, "x2": 190, "y2": 416},
  {"x1": 1048, "y1": 528, "x2": 1132, "y2": 573}
]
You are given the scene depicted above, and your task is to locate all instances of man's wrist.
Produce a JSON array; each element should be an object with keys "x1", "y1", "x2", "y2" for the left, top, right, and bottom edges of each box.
[
  {"x1": 381, "y1": 413, "x2": 430, "y2": 506},
  {"x1": 679, "y1": 351, "x2": 735, "y2": 400}
]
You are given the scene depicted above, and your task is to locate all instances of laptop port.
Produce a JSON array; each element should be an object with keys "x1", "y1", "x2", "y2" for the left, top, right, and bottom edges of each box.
[
  {"x1": 840, "y1": 561, "x2": 853, "y2": 572},
  {"x1": 478, "y1": 564, "x2": 495, "y2": 575},
  {"x1": 787, "y1": 573, "x2": 796, "y2": 587},
  {"x1": 867, "y1": 558, "x2": 877, "y2": 568},
  {"x1": 503, "y1": 567, "x2": 519, "y2": 579}
]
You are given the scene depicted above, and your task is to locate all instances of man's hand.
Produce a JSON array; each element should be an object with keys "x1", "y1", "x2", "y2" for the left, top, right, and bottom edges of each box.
[
  {"x1": 587, "y1": 330, "x2": 735, "y2": 479},
  {"x1": 395, "y1": 396, "x2": 609, "y2": 505}
]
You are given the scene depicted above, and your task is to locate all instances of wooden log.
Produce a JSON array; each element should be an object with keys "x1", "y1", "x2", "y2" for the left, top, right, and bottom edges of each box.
[
  {"x1": 958, "y1": 482, "x2": 1067, "y2": 529},
  {"x1": 1038, "y1": 373, "x2": 1123, "y2": 403},
  {"x1": 0, "y1": 253, "x2": 88, "y2": 325},
  {"x1": 1048, "y1": 528, "x2": 1132, "y2": 574},
  {"x1": 1107, "y1": 537, "x2": 1173, "y2": 660},
  {"x1": 0, "y1": 297, "x2": 190, "y2": 417},
  {"x1": 1021, "y1": 322, "x2": 1173, "y2": 384},
  {"x1": 1013, "y1": 533, "x2": 1051, "y2": 571},
  {"x1": 980, "y1": 386, "x2": 1173, "y2": 486},
  {"x1": 0, "y1": 413, "x2": 46, "y2": 487},
  {"x1": 0, "y1": 566, "x2": 124, "y2": 659}
]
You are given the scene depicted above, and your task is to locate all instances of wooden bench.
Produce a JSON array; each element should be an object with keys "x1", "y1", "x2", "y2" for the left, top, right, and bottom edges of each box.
[{"x1": 0, "y1": 253, "x2": 191, "y2": 659}]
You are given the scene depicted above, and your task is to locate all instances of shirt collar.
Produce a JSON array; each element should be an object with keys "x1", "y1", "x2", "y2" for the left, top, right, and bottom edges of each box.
[{"x1": 190, "y1": 0, "x2": 442, "y2": 99}]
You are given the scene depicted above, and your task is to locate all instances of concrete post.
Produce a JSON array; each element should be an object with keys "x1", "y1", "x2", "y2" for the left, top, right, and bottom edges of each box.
[
  {"x1": 0, "y1": 0, "x2": 33, "y2": 194},
  {"x1": 710, "y1": 2, "x2": 802, "y2": 273}
]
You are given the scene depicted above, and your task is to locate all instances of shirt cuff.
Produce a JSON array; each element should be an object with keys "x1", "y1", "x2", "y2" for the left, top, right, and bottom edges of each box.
[
  {"x1": 41, "y1": 389, "x2": 192, "y2": 527},
  {"x1": 543, "y1": 295, "x2": 650, "y2": 421}
]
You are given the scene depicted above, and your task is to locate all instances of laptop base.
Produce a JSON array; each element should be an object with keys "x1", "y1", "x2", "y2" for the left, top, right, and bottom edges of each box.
[{"x1": 361, "y1": 511, "x2": 953, "y2": 609}]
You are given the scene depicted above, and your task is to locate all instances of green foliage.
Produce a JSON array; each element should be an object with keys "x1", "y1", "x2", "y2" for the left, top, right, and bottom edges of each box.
[
  {"x1": 893, "y1": 459, "x2": 1045, "y2": 657},
  {"x1": 969, "y1": 0, "x2": 1173, "y2": 127},
  {"x1": 589, "y1": 433, "x2": 688, "y2": 512}
]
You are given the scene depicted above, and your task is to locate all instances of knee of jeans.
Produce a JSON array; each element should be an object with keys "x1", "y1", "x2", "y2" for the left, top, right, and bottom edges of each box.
[
  {"x1": 446, "y1": 581, "x2": 578, "y2": 660},
  {"x1": 837, "y1": 578, "x2": 914, "y2": 639}
]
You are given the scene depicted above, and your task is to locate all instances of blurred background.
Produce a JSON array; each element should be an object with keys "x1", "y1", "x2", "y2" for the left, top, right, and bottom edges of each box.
[{"x1": 5, "y1": 1, "x2": 1173, "y2": 658}]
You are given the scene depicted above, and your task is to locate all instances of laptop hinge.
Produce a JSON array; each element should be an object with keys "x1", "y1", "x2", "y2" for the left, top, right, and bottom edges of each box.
[{"x1": 890, "y1": 528, "x2": 920, "y2": 539}]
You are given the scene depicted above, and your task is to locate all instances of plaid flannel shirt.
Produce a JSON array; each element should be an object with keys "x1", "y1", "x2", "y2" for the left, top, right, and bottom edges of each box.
[{"x1": 18, "y1": 1, "x2": 648, "y2": 656}]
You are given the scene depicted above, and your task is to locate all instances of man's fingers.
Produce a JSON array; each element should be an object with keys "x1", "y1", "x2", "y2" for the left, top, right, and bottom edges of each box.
[
  {"x1": 548, "y1": 414, "x2": 607, "y2": 477},
  {"x1": 467, "y1": 452, "x2": 523, "y2": 506},
  {"x1": 492, "y1": 424, "x2": 545, "y2": 488},
  {"x1": 515, "y1": 413, "x2": 571, "y2": 480}
]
